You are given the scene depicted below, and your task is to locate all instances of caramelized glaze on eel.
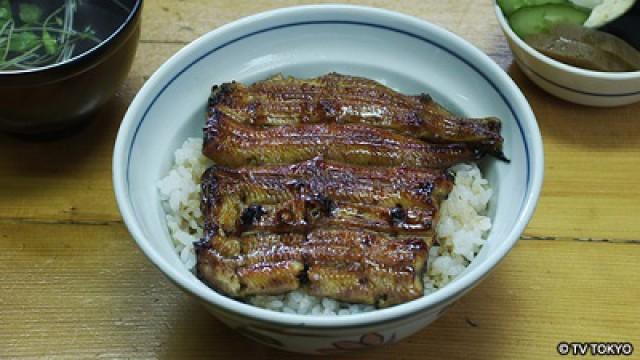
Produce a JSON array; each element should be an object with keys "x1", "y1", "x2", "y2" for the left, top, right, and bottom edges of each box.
[{"x1": 207, "y1": 72, "x2": 505, "y2": 161}]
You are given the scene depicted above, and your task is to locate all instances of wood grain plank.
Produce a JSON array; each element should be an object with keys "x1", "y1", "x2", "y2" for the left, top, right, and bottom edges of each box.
[
  {"x1": 140, "y1": 0, "x2": 516, "y2": 68},
  {"x1": 507, "y1": 67, "x2": 640, "y2": 240},
  {"x1": 139, "y1": 0, "x2": 515, "y2": 69},
  {"x1": 141, "y1": 0, "x2": 477, "y2": 44},
  {"x1": 0, "y1": 223, "x2": 637, "y2": 359}
]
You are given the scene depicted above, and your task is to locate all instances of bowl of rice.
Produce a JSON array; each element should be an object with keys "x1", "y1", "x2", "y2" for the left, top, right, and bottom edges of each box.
[{"x1": 113, "y1": 5, "x2": 543, "y2": 354}]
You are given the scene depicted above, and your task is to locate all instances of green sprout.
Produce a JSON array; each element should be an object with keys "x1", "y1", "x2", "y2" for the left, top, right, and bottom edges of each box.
[{"x1": 0, "y1": 0, "x2": 129, "y2": 71}]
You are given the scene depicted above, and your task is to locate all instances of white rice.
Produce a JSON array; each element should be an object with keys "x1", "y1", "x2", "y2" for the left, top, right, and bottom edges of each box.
[{"x1": 158, "y1": 137, "x2": 493, "y2": 315}]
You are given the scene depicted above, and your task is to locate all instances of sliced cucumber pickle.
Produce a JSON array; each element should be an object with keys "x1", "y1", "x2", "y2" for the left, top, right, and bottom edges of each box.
[
  {"x1": 509, "y1": 4, "x2": 590, "y2": 38},
  {"x1": 498, "y1": 0, "x2": 571, "y2": 15}
]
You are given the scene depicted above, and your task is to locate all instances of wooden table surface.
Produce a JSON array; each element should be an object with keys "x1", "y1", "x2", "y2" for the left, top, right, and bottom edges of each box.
[{"x1": 1, "y1": 0, "x2": 639, "y2": 358}]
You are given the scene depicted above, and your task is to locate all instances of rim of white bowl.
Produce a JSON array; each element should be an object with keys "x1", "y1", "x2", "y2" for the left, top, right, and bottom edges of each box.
[
  {"x1": 114, "y1": 4, "x2": 544, "y2": 329},
  {"x1": 494, "y1": 4, "x2": 640, "y2": 79}
]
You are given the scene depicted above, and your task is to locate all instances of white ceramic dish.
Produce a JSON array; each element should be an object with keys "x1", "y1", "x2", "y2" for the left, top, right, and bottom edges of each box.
[
  {"x1": 113, "y1": 5, "x2": 543, "y2": 354},
  {"x1": 494, "y1": 4, "x2": 640, "y2": 107}
]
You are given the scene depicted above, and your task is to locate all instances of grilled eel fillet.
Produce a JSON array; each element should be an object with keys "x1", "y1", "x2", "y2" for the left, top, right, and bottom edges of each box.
[
  {"x1": 195, "y1": 230, "x2": 428, "y2": 307},
  {"x1": 207, "y1": 72, "x2": 505, "y2": 160},
  {"x1": 203, "y1": 109, "x2": 485, "y2": 168},
  {"x1": 195, "y1": 159, "x2": 452, "y2": 306},
  {"x1": 200, "y1": 157, "x2": 452, "y2": 235}
]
